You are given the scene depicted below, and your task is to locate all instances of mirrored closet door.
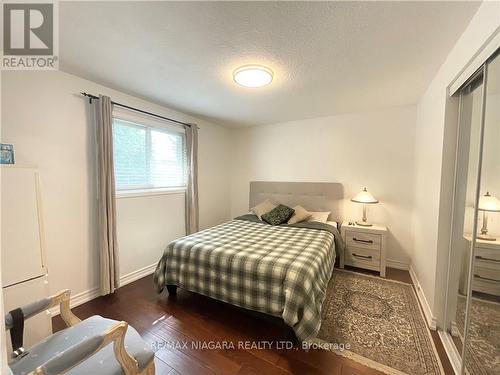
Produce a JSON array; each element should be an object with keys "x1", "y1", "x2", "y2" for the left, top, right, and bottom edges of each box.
[{"x1": 445, "y1": 49, "x2": 499, "y2": 375}]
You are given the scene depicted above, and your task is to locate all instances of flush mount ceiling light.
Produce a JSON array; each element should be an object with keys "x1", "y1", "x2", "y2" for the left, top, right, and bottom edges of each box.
[{"x1": 233, "y1": 65, "x2": 273, "y2": 88}]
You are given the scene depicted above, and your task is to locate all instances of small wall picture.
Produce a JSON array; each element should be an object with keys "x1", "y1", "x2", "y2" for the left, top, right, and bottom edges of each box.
[{"x1": 0, "y1": 144, "x2": 15, "y2": 164}]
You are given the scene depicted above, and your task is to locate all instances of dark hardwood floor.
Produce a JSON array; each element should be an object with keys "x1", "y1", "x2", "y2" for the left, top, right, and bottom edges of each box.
[{"x1": 53, "y1": 267, "x2": 453, "y2": 374}]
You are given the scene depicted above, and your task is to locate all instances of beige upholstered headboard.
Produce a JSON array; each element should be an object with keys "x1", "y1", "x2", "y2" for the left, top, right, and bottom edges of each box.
[{"x1": 249, "y1": 181, "x2": 344, "y2": 222}]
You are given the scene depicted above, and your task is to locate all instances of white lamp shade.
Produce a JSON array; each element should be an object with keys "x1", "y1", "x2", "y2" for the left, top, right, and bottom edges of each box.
[
  {"x1": 351, "y1": 187, "x2": 379, "y2": 204},
  {"x1": 478, "y1": 192, "x2": 500, "y2": 212}
]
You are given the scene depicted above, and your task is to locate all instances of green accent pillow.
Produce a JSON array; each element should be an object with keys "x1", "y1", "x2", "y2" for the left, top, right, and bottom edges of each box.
[{"x1": 262, "y1": 204, "x2": 295, "y2": 225}]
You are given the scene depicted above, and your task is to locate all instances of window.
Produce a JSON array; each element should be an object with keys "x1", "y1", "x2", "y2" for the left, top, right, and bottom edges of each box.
[{"x1": 112, "y1": 118, "x2": 186, "y2": 191}]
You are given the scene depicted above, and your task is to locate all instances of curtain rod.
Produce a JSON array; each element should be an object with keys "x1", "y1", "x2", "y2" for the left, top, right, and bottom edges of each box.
[{"x1": 80, "y1": 92, "x2": 196, "y2": 128}]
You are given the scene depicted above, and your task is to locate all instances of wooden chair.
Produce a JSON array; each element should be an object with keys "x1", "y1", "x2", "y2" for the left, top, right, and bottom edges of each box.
[{"x1": 5, "y1": 289, "x2": 155, "y2": 375}]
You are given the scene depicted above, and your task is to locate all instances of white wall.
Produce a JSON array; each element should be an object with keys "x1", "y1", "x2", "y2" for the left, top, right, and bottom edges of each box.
[
  {"x1": 116, "y1": 192, "x2": 186, "y2": 279},
  {"x1": 412, "y1": 1, "x2": 500, "y2": 321},
  {"x1": 230, "y1": 105, "x2": 417, "y2": 267},
  {"x1": 1, "y1": 70, "x2": 232, "y2": 299}
]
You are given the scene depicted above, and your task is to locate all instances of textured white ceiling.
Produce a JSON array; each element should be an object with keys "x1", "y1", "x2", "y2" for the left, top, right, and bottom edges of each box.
[{"x1": 59, "y1": 1, "x2": 481, "y2": 127}]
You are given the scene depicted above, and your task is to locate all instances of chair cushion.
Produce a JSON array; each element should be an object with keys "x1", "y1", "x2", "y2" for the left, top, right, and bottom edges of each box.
[{"x1": 9, "y1": 315, "x2": 154, "y2": 375}]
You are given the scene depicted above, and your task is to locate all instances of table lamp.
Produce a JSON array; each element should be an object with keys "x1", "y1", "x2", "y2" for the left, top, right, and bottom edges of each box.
[
  {"x1": 351, "y1": 187, "x2": 379, "y2": 227},
  {"x1": 477, "y1": 192, "x2": 500, "y2": 241}
]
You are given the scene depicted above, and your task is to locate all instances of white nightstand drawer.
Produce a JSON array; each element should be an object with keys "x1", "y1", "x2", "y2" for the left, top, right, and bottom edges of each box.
[
  {"x1": 474, "y1": 263, "x2": 500, "y2": 279},
  {"x1": 475, "y1": 246, "x2": 500, "y2": 263},
  {"x1": 462, "y1": 237, "x2": 500, "y2": 296},
  {"x1": 345, "y1": 246, "x2": 380, "y2": 270},
  {"x1": 346, "y1": 231, "x2": 381, "y2": 251},
  {"x1": 472, "y1": 266, "x2": 500, "y2": 295}
]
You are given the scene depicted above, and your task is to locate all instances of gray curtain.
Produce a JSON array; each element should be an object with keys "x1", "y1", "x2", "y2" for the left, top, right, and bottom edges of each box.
[
  {"x1": 94, "y1": 95, "x2": 119, "y2": 295},
  {"x1": 185, "y1": 125, "x2": 199, "y2": 234}
]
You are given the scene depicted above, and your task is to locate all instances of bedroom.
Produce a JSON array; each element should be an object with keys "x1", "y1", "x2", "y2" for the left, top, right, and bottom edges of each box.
[{"x1": 0, "y1": 1, "x2": 499, "y2": 375}]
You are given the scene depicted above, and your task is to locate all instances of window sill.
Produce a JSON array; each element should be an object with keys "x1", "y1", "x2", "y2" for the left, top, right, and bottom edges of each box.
[{"x1": 116, "y1": 187, "x2": 186, "y2": 199}]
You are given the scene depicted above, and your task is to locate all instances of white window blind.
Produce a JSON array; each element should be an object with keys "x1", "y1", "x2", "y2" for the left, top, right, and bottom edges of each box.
[{"x1": 112, "y1": 118, "x2": 186, "y2": 191}]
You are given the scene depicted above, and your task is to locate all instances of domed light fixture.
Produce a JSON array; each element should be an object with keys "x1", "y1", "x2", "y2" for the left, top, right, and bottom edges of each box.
[{"x1": 233, "y1": 65, "x2": 273, "y2": 88}]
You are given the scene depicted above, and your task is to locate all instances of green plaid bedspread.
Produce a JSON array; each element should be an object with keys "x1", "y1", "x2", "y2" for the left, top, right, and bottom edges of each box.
[{"x1": 153, "y1": 218, "x2": 337, "y2": 341}]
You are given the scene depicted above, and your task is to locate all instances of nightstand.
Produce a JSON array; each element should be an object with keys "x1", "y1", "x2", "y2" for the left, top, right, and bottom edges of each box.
[
  {"x1": 460, "y1": 235, "x2": 500, "y2": 296},
  {"x1": 340, "y1": 221, "x2": 388, "y2": 277}
]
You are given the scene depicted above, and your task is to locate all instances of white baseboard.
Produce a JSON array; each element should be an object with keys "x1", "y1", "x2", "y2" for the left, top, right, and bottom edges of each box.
[
  {"x1": 438, "y1": 330, "x2": 461, "y2": 374},
  {"x1": 120, "y1": 263, "x2": 157, "y2": 287},
  {"x1": 49, "y1": 263, "x2": 156, "y2": 317},
  {"x1": 409, "y1": 265, "x2": 437, "y2": 330},
  {"x1": 48, "y1": 287, "x2": 100, "y2": 317},
  {"x1": 386, "y1": 259, "x2": 410, "y2": 270}
]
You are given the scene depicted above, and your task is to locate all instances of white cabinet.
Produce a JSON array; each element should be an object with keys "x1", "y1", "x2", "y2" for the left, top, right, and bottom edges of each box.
[
  {"x1": 3, "y1": 275, "x2": 51, "y2": 351},
  {"x1": 1, "y1": 166, "x2": 51, "y2": 354}
]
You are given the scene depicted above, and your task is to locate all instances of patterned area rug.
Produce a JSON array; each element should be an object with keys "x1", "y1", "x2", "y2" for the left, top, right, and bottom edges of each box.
[
  {"x1": 456, "y1": 296, "x2": 500, "y2": 375},
  {"x1": 317, "y1": 270, "x2": 443, "y2": 375}
]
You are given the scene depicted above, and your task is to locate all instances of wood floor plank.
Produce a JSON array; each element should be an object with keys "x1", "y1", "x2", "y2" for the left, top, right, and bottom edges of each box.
[
  {"x1": 149, "y1": 323, "x2": 242, "y2": 375},
  {"x1": 338, "y1": 358, "x2": 385, "y2": 375},
  {"x1": 220, "y1": 348, "x2": 293, "y2": 375},
  {"x1": 155, "y1": 347, "x2": 217, "y2": 375},
  {"x1": 154, "y1": 356, "x2": 175, "y2": 375},
  {"x1": 340, "y1": 363, "x2": 369, "y2": 375},
  {"x1": 275, "y1": 350, "x2": 341, "y2": 375},
  {"x1": 277, "y1": 347, "x2": 345, "y2": 375}
]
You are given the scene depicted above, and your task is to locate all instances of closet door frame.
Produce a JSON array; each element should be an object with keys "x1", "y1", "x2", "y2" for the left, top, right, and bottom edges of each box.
[
  {"x1": 443, "y1": 68, "x2": 480, "y2": 332},
  {"x1": 459, "y1": 63, "x2": 487, "y2": 375},
  {"x1": 442, "y1": 66, "x2": 484, "y2": 374}
]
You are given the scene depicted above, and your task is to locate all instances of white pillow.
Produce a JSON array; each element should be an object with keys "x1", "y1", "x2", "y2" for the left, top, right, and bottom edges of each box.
[
  {"x1": 251, "y1": 199, "x2": 277, "y2": 219},
  {"x1": 326, "y1": 221, "x2": 338, "y2": 228},
  {"x1": 287, "y1": 205, "x2": 312, "y2": 224},
  {"x1": 307, "y1": 211, "x2": 331, "y2": 223}
]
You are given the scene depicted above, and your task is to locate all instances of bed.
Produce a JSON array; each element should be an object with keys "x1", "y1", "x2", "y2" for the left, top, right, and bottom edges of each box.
[{"x1": 153, "y1": 181, "x2": 345, "y2": 341}]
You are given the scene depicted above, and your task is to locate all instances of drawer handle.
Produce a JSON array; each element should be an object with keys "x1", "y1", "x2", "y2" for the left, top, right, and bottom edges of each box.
[
  {"x1": 474, "y1": 274, "x2": 500, "y2": 284},
  {"x1": 352, "y1": 253, "x2": 373, "y2": 260},
  {"x1": 475, "y1": 255, "x2": 500, "y2": 263},
  {"x1": 353, "y1": 237, "x2": 373, "y2": 244}
]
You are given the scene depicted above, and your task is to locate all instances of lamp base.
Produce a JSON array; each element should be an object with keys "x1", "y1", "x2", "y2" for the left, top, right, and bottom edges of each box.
[
  {"x1": 477, "y1": 233, "x2": 496, "y2": 241},
  {"x1": 356, "y1": 221, "x2": 373, "y2": 227}
]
